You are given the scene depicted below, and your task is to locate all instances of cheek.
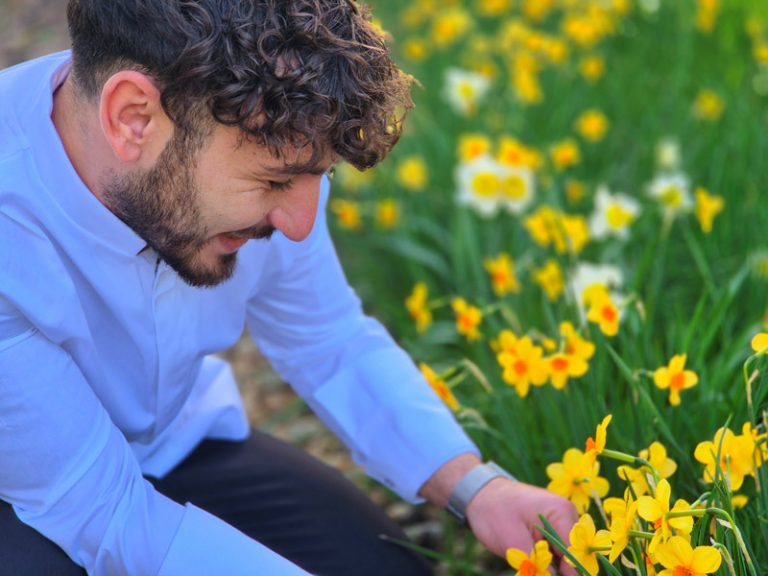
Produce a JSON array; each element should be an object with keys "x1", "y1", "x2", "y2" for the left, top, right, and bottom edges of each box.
[{"x1": 200, "y1": 189, "x2": 270, "y2": 231}]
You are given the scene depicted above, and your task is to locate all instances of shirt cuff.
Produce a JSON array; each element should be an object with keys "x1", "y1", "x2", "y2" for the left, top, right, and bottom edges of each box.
[{"x1": 158, "y1": 503, "x2": 311, "y2": 576}]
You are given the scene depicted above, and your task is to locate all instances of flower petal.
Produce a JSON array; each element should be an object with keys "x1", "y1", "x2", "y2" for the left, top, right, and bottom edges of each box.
[
  {"x1": 690, "y1": 546, "x2": 723, "y2": 573},
  {"x1": 505, "y1": 548, "x2": 528, "y2": 568}
]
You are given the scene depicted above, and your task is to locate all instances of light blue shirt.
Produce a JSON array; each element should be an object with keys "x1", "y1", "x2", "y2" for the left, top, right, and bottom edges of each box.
[{"x1": 0, "y1": 52, "x2": 479, "y2": 575}]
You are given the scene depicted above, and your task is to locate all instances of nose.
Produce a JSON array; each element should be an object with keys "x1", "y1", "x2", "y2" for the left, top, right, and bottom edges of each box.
[{"x1": 267, "y1": 175, "x2": 322, "y2": 242}]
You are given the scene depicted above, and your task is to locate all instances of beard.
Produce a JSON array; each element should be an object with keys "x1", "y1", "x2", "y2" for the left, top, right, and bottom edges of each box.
[{"x1": 103, "y1": 130, "x2": 238, "y2": 288}]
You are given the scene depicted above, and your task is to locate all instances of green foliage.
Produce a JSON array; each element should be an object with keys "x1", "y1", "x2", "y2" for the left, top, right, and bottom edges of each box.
[{"x1": 330, "y1": 0, "x2": 768, "y2": 573}]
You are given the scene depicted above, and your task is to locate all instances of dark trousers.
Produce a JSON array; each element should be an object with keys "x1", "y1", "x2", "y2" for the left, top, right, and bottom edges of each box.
[{"x1": 0, "y1": 430, "x2": 433, "y2": 575}]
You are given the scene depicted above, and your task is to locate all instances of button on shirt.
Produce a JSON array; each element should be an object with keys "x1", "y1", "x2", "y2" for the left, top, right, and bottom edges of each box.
[{"x1": 0, "y1": 52, "x2": 479, "y2": 575}]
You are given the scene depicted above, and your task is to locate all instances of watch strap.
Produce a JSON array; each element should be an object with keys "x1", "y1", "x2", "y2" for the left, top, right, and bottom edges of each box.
[{"x1": 446, "y1": 461, "x2": 515, "y2": 522}]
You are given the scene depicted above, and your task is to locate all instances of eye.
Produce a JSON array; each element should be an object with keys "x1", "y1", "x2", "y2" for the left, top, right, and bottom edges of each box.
[{"x1": 269, "y1": 179, "x2": 293, "y2": 191}]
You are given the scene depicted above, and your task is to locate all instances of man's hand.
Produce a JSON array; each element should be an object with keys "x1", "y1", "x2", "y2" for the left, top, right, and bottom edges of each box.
[
  {"x1": 419, "y1": 454, "x2": 579, "y2": 575},
  {"x1": 465, "y1": 477, "x2": 579, "y2": 576}
]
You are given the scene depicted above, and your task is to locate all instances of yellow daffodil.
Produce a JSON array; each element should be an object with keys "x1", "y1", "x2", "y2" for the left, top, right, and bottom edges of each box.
[
  {"x1": 493, "y1": 329, "x2": 520, "y2": 355},
  {"x1": 694, "y1": 0, "x2": 720, "y2": 33},
  {"x1": 693, "y1": 89, "x2": 724, "y2": 122},
  {"x1": 562, "y1": 15, "x2": 604, "y2": 48},
  {"x1": 497, "y1": 336, "x2": 549, "y2": 397},
  {"x1": 653, "y1": 354, "x2": 698, "y2": 406},
  {"x1": 562, "y1": 215, "x2": 590, "y2": 254},
  {"x1": 496, "y1": 136, "x2": 541, "y2": 169},
  {"x1": 575, "y1": 109, "x2": 609, "y2": 142},
  {"x1": 546, "y1": 351, "x2": 589, "y2": 390},
  {"x1": 752, "y1": 332, "x2": 768, "y2": 353},
  {"x1": 452, "y1": 297, "x2": 483, "y2": 341},
  {"x1": 550, "y1": 139, "x2": 581, "y2": 171},
  {"x1": 637, "y1": 479, "x2": 694, "y2": 553},
  {"x1": 477, "y1": 0, "x2": 512, "y2": 17},
  {"x1": 396, "y1": 156, "x2": 428, "y2": 192},
  {"x1": 506, "y1": 540, "x2": 552, "y2": 576},
  {"x1": 694, "y1": 425, "x2": 756, "y2": 492},
  {"x1": 586, "y1": 291, "x2": 620, "y2": 337},
  {"x1": 585, "y1": 414, "x2": 612, "y2": 462},
  {"x1": 431, "y1": 8, "x2": 472, "y2": 48},
  {"x1": 533, "y1": 259, "x2": 565, "y2": 302},
  {"x1": 524, "y1": 206, "x2": 588, "y2": 254},
  {"x1": 484, "y1": 253, "x2": 521, "y2": 296},
  {"x1": 375, "y1": 199, "x2": 399, "y2": 229},
  {"x1": 579, "y1": 56, "x2": 605, "y2": 82},
  {"x1": 732, "y1": 494, "x2": 749, "y2": 508},
  {"x1": 547, "y1": 324, "x2": 596, "y2": 389},
  {"x1": 513, "y1": 69, "x2": 544, "y2": 104},
  {"x1": 405, "y1": 282, "x2": 432, "y2": 333},
  {"x1": 618, "y1": 441, "x2": 678, "y2": 498},
  {"x1": 458, "y1": 133, "x2": 492, "y2": 161},
  {"x1": 566, "y1": 514, "x2": 612, "y2": 576},
  {"x1": 403, "y1": 38, "x2": 428, "y2": 61},
  {"x1": 330, "y1": 199, "x2": 362, "y2": 230},
  {"x1": 604, "y1": 495, "x2": 638, "y2": 562},
  {"x1": 547, "y1": 448, "x2": 610, "y2": 513},
  {"x1": 561, "y1": 322, "x2": 596, "y2": 361},
  {"x1": 522, "y1": 0, "x2": 556, "y2": 22},
  {"x1": 419, "y1": 363, "x2": 460, "y2": 412},
  {"x1": 655, "y1": 536, "x2": 722, "y2": 576},
  {"x1": 566, "y1": 180, "x2": 586, "y2": 203},
  {"x1": 694, "y1": 187, "x2": 724, "y2": 234}
]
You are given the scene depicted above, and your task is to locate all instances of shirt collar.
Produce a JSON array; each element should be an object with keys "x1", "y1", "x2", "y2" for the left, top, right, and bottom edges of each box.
[{"x1": 21, "y1": 51, "x2": 147, "y2": 257}]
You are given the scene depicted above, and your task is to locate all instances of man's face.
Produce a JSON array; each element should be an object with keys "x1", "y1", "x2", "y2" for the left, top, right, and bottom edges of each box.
[{"x1": 104, "y1": 124, "x2": 329, "y2": 288}]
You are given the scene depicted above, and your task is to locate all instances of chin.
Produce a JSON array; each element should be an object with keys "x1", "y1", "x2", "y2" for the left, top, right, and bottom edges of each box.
[{"x1": 171, "y1": 250, "x2": 238, "y2": 289}]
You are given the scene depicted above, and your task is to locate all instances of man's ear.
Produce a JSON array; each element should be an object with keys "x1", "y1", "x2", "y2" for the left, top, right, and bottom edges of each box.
[{"x1": 99, "y1": 71, "x2": 173, "y2": 165}]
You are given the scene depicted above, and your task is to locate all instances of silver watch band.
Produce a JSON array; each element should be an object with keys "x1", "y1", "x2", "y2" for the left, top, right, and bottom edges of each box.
[{"x1": 446, "y1": 461, "x2": 515, "y2": 522}]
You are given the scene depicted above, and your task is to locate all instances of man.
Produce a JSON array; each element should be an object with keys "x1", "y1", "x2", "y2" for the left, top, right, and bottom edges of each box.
[{"x1": 0, "y1": 1, "x2": 578, "y2": 574}]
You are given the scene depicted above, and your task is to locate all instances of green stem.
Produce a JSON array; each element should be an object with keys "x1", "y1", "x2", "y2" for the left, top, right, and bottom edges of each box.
[
  {"x1": 628, "y1": 530, "x2": 655, "y2": 540},
  {"x1": 600, "y1": 448, "x2": 640, "y2": 464}
]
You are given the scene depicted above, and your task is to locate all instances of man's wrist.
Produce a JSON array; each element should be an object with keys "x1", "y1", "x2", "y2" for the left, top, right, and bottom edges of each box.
[
  {"x1": 445, "y1": 461, "x2": 516, "y2": 522},
  {"x1": 418, "y1": 453, "x2": 482, "y2": 508}
]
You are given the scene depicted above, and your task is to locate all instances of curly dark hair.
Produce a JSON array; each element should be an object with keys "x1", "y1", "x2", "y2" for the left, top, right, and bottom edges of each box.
[{"x1": 67, "y1": 0, "x2": 412, "y2": 170}]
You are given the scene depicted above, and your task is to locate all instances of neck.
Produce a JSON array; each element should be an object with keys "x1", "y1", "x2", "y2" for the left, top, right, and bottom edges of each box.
[{"x1": 51, "y1": 77, "x2": 110, "y2": 206}]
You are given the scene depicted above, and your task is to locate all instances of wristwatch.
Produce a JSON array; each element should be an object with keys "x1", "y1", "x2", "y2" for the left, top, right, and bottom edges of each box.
[{"x1": 446, "y1": 461, "x2": 516, "y2": 523}]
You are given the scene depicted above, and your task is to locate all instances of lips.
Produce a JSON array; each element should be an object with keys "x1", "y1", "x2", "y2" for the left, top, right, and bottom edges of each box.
[{"x1": 217, "y1": 233, "x2": 249, "y2": 253}]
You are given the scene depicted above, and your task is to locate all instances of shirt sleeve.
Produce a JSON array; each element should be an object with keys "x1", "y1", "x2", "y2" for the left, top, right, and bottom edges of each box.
[
  {"x1": 0, "y1": 297, "x2": 311, "y2": 576},
  {"x1": 246, "y1": 179, "x2": 479, "y2": 502}
]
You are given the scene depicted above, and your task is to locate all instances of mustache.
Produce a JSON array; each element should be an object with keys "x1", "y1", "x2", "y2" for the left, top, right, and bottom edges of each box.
[{"x1": 226, "y1": 224, "x2": 276, "y2": 240}]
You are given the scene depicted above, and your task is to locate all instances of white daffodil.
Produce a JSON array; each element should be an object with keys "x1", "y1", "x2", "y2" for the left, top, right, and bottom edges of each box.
[
  {"x1": 655, "y1": 138, "x2": 681, "y2": 171},
  {"x1": 588, "y1": 185, "x2": 640, "y2": 240},
  {"x1": 647, "y1": 172, "x2": 693, "y2": 218},
  {"x1": 569, "y1": 262, "x2": 623, "y2": 309},
  {"x1": 455, "y1": 155, "x2": 503, "y2": 217},
  {"x1": 443, "y1": 68, "x2": 491, "y2": 116},
  {"x1": 498, "y1": 165, "x2": 535, "y2": 215}
]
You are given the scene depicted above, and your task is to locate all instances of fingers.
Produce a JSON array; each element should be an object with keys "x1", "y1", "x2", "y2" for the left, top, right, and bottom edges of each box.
[
  {"x1": 543, "y1": 498, "x2": 579, "y2": 546},
  {"x1": 557, "y1": 558, "x2": 579, "y2": 576}
]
